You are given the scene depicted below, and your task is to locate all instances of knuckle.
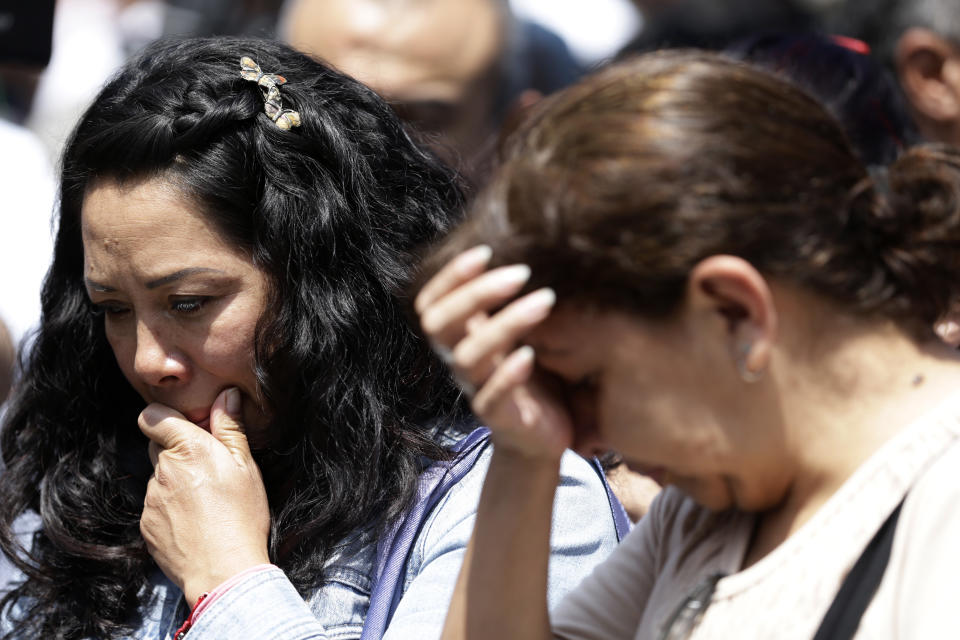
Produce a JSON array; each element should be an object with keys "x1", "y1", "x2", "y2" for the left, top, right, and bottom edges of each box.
[
  {"x1": 175, "y1": 435, "x2": 205, "y2": 459},
  {"x1": 151, "y1": 463, "x2": 172, "y2": 488},
  {"x1": 451, "y1": 342, "x2": 480, "y2": 371},
  {"x1": 419, "y1": 308, "x2": 447, "y2": 336}
]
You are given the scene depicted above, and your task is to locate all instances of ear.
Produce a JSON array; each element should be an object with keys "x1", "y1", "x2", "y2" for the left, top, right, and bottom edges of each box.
[
  {"x1": 895, "y1": 28, "x2": 960, "y2": 126},
  {"x1": 686, "y1": 256, "x2": 778, "y2": 379}
]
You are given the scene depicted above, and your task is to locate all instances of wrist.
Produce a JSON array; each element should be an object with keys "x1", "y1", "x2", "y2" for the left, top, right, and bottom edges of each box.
[
  {"x1": 490, "y1": 440, "x2": 565, "y2": 473},
  {"x1": 488, "y1": 446, "x2": 562, "y2": 494},
  {"x1": 182, "y1": 552, "x2": 270, "y2": 605}
]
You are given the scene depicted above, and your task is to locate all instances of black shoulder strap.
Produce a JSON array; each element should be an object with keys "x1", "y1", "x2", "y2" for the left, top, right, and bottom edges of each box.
[{"x1": 812, "y1": 499, "x2": 905, "y2": 640}]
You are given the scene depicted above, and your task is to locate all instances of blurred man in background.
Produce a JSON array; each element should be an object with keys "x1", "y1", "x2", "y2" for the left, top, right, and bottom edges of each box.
[{"x1": 279, "y1": 0, "x2": 581, "y2": 186}]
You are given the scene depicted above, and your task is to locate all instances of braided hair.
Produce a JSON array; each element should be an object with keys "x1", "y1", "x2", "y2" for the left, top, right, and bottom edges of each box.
[{"x1": 0, "y1": 36, "x2": 466, "y2": 638}]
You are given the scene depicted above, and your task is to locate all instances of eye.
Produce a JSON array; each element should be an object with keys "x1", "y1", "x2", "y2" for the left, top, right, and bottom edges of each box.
[
  {"x1": 92, "y1": 302, "x2": 131, "y2": 318},
  {"x1": 570, "y1": 372, "x2": 600, "y2": 394},
  {"x1": 170, "y1": 297, "x2": 209, "y2": 315}
]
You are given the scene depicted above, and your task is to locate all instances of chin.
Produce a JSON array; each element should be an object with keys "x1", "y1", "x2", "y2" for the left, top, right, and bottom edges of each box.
[{"x1": 675, "y1": 475, "x2": 735, "y2": 512}]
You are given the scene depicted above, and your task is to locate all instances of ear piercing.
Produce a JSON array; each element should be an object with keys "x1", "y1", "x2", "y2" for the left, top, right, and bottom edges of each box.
[{"x1": 736, "y1": 341, "x2": 764, "y2": 383}]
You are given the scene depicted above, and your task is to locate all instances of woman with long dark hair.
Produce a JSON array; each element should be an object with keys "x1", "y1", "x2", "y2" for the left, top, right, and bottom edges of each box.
[
  {"x1": 418, "y1": 51, "x2": 960, "y2": 638},
  {"x1": 0, "y1": 37, "x2": 617, "y2": 639}
]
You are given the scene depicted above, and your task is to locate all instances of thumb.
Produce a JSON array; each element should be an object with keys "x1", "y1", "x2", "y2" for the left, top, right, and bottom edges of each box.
[
  {"x1": 139, "y1": 403, "x2": 194, "y2": 451},
  {"x1": 210, "y1": 387, "x2": 252, "y2": 459}
]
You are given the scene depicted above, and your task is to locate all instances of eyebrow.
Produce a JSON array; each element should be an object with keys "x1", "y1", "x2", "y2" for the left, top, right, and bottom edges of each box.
[{"x1": 85, "y1": 267, "x2": 228, "y2": 292}]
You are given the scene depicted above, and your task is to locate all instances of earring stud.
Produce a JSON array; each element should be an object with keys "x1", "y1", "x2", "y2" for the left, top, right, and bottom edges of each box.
[{"x1": 736, "y1": 341, "x2": 764, "y2": 383}]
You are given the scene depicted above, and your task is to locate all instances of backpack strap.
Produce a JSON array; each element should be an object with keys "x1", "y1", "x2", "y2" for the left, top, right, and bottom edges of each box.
[
  {"x1": 360, "y1": 427, "x2": 491, "y2": 640},
  {"x1": 812, "y1": 498, "x2": 905, "y2": 640},
  {"x1": 590, "y1": 458, "x2": 633, "y2": 542},
  {"x1": 361, "y1": 432, "x2": 633, "y2": 638}
]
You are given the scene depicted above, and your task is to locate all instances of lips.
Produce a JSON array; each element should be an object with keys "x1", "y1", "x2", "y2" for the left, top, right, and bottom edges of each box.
[{"x1": 181, "y1": 411, "x2": 211, "y2": 431}]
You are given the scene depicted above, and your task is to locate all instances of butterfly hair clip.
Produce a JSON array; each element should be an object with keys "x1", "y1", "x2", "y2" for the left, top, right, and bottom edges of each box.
[{"x1": 240, "y1": 55, "x2": 302, "y2": 131}]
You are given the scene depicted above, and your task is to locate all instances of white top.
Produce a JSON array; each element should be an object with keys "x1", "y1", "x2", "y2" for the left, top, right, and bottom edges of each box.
[
  {"x1": 552, "y1": 393, "x2": 960, "y2": 639},
  {"x1": 0, "y1": 119, "x2": 55, "y2": 351}
]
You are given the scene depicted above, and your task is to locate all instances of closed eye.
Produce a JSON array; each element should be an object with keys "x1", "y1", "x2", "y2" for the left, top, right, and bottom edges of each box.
[
  {"x1": 92, "y1": 301, "x2": 131, "y2": 318},
  {"x1": 570, "y1": 372, "x2": 600, "y2": 393}
]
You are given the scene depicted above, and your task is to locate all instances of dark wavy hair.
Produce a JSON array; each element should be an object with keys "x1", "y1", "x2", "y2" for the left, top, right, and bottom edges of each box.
[
  {"x1": 0, "y1": 36, "x2": 466, "y2": 638},
  {"x1": 424, "y1": 50, "x2": 960, "y2": 337}
]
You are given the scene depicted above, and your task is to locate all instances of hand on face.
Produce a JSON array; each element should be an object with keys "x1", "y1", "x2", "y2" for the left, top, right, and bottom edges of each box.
[
  {"x1": 416, "y1": 246, "x2": 573, "y2": 464},
  {"x1": 139, "y1": 387, "x2": 270, "y2": 604}
]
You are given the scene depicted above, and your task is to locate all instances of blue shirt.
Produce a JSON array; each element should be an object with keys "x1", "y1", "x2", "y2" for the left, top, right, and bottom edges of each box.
[{"x1": 2, "y1": 447, "x2": 617, "y2": 639}]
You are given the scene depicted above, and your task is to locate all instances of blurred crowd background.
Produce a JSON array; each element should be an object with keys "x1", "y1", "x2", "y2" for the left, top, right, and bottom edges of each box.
[{"x1": 2, "y1": 0, "x2": 959, "y2": 401}]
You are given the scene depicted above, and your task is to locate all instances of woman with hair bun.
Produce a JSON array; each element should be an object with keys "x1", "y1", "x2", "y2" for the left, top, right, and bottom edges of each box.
[
  {"x1": 0, "y1": 37, "x2": 618, "y2": 639},
  {"x1": 418, "y1": 51, "x2": 960, "y2": 639}
]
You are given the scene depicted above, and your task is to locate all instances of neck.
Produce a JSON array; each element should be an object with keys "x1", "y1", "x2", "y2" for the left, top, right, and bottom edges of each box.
[{"x1": 743, "y1": 321, "x2": 960, "y2": 568}]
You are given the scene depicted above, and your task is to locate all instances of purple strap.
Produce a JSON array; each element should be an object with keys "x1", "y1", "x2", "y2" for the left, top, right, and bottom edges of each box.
[
  {"x1": 359, "y1": 429, "x2": 632, "y2": 638},
  {"x1": 590, "y1": 458, "x2": 633, "y2": 542},
  {"x1": 360, "y1": 427, "x2": 491, "y2": 640}
]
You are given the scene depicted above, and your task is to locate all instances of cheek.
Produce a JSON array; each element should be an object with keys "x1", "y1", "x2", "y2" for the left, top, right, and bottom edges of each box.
[
  {"x1": 104, "y1": 328, "x2": 140, "y2": 387},
  {"x1": 598, "y1": 379, "x2": 721, "y2": 464},
  {"x1": 199, "y1": 316, "x2": 259, "y2": 374}
]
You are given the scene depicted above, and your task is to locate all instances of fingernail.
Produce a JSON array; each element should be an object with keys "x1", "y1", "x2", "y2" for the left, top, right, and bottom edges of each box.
[
  {"x1": 141, "y1": 404, "x2": 162, "y2": 424},
  {"x1": 488, "y1": 264, "x2": 531, "y2": 291},
  {"x1": 509, "y1": 345, "x2": 535, "y2": 373},
  {"x1": 456, "y1": 245, "x2": 493, "y2": 274},
  {"x1": 226, "y1": 388, "x2": 241, "y2": 417},
  {"x1": 515, "y1": 288, "x2": 556, "y2": 320}
]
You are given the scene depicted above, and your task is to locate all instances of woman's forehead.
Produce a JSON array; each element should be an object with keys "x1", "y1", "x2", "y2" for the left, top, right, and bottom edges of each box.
[{"x1": 80, "y1": 177, "x2": 247, "y2": 270}]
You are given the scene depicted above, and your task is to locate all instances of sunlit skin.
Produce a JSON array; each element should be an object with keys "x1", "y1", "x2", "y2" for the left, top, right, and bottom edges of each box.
[
  {"x1": 524, "y1": 305, "x2": 791, "y2": 513},
  {"x1": 81, "y1": 177, "x2": 271, "y2": 435}
]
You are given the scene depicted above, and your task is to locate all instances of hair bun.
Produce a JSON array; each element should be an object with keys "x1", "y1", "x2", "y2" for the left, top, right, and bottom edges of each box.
[{"x1": 850, "y1": 144, "x2": 960, "y2": 327}]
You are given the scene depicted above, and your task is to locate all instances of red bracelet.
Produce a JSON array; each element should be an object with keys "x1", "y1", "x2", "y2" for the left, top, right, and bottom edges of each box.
[{"x1": 174, "y1": 592, "x2": 209, "y2": 640}]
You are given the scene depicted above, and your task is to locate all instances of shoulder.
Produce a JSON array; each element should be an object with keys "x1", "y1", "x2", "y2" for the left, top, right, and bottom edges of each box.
[
  {"x1": 894, "y1": 435, "x2": 960, "y2": 541},
  {"x1": 407, "y1": 443, "x2": 618, "y2": 605},
  {"x1": 414, "y1": 445, "x2": 616, "y2": 557},
  {"x1": 860, "y1": 436, "x2": 960, "y2": 636}
]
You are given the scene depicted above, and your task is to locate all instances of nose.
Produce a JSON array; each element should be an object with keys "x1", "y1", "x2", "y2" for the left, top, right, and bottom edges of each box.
[{"x1": 133, "y1": 320, "x2": 189, "y2": 388}]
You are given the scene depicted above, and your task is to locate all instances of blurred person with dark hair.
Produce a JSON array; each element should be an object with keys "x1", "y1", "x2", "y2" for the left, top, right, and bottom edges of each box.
[
  {"x1": 619, "y1": 0, "x2": 820, "y2": 56},
  {"x1": 728, "y1": 31, "x2": 960, "y2": 347},
  {"x1": 728, "y1": 31, "x2": 920, "y2": 167},
  {"x1": 162, "y1": 0, "x2": 285, "y2": 40},
  {"x1": 837, "y1": 0, "x2": 960, "y2": 147},
  {"x1": 279, "y1": 0, "x2": 582, "y2": 186},
  {"x1": 830, "y1": 1, "x2": 960, "y2": 345}
]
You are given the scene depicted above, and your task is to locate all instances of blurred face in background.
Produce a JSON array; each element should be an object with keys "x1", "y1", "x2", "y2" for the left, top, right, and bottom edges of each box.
[{"x1": 281, "y1": 0, "x2": 505, "y2": 174}]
